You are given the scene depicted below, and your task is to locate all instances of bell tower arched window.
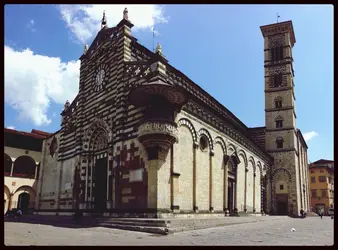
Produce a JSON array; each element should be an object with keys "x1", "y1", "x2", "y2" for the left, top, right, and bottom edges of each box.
[
  {"x1": 271, "y1": 46, "x2": 284, "y2": 61},
  {"x1": 274, "y1": 96, "x2": 283, "y2": 108},
  {"x1": 276, "y1": 137, "x2": 284, "y2": 149},
  {"x1": 275, "y1": 116, "x2": 284, "y2": 128}
]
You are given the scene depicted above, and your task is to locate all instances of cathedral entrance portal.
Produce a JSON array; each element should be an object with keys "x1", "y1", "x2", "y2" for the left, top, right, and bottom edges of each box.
[
  {"x1": 276, "y1": 194, "x2": 288, "y2": 215},
  {"x1": 93, "y1": 157, "x2": 108, "y2": 212}
]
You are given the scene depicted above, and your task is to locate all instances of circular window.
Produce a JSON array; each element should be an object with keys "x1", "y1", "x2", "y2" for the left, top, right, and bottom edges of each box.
[{"x1": 199, "y1": 136, "x2": 208, "y2": 151}]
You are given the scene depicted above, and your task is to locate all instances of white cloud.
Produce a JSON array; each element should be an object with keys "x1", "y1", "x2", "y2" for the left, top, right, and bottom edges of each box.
[
  {"x1": 6, "y1": 126, "x2": 15, "y2": 130},
  {"x1": 58, "y1": 4, "x2": 168, "y2": 43},
  {"x1": 27, "y1": 19, "x2": 36, "y2": 32},
  {"x1": 303, "y1": 131, "x2": 319, "y2": 142},
  {"x1": 5, "y1": 46, "x2": 80, "y2": 126}
]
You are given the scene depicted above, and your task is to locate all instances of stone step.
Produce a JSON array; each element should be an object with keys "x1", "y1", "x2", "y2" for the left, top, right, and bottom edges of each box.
[
  {"x1": 98, "y1": 223, "x2": 171, "y2": 235},
  {"x1": 97, "y1": 218, "x2": 169, "y2": 228}
]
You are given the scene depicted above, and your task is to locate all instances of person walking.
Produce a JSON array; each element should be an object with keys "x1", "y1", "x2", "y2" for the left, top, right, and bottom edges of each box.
[{"x1": 320, "y1": 209, "x2": 323, "y2": 219}]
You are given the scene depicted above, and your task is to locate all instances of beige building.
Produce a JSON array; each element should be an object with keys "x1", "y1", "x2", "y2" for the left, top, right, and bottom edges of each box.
[
  {"x1": 309, "y1": 159, "x2": 334, "y2": 215},
  {"x1": 4, "y1": 128, "x2": 51, "y2": 214},
  {"x1": 36, "y1": 10, "x2": 309, "y2": 218}
]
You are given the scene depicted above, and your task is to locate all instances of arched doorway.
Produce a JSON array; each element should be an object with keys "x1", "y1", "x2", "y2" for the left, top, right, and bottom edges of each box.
[
  {"x1": 18, "y1": 192, "x2": 30, "y2": 212},
  {"x1": 227, "y1": 156, "x2": 238, "y2": 214},
  {"x1": 89, "y1": 127, "x2": 109, "y2": 213}
]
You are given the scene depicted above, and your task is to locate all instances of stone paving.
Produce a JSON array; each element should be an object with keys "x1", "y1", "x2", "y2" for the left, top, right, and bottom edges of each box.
[{"x1": 5, "y1": 216, "x2": 333, "y2": 246}]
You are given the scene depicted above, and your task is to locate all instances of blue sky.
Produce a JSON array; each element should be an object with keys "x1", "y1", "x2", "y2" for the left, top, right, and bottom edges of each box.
[{"x1": 4, "y1": 5, "x2": 333, "y2": 162}]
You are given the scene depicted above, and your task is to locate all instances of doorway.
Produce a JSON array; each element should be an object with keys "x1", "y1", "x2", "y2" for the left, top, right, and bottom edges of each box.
[
  {"x1": 93, "y1": 157, "x2": 108, "y2": 212},
  {"x1": 18, "y1": 192, "x2": 30, "y2": 213},
  {"x1": 276, "y1": 194, "x2": 288, "y2": 215},
  {"x1": 228, "y1": 179, "x2": 236, "y2": 213}
]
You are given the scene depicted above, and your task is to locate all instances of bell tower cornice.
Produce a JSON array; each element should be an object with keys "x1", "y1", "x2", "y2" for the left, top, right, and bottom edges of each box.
[{"x1": 260, "y1": 20, "x2": 296, "y2": 47}]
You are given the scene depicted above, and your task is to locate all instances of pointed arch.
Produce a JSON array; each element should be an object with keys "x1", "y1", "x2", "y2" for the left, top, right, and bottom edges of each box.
[
  {"x1": 272, "y1": 168, "x2": 292, "y2": 181},
  {"x1": 226, "y1": 143, "x2": 236, "y2": 156},
  {"x1": 274, "y1": 96, "x2": 283, "y2": 102},
  {"x1": 83, "y1": 118, "x2": 112, "y2": 151},
  {"x1": 177, "y1": 118, "x2": 197, "y2": 142},
  {"x1": 89, "y1": 127, "x2": 109, "y2": 151},
  {"x1": 214, "y1": 136, "x2": 226, "y2": 155},
  {"x1": 275, "y1": 116, "x2": 284, "y2": 121},
  {"x1": 198, "y1": 128, "x2": 213, "y2": 151}
]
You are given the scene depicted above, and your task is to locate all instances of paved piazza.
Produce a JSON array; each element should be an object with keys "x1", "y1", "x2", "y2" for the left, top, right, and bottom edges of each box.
[{"x1": 5, "y1": 217, "x2": 333, "y2": 246}]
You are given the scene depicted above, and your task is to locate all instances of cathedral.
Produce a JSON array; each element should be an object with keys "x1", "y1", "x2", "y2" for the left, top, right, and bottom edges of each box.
[{"x1": 36, "y1": 9, "x2": 310, "y2": 218}]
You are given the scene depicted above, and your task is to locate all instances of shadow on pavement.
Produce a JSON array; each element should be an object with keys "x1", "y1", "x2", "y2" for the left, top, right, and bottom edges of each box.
[{"x1": 4, "y1": 215, "x2": 98, "y2": 229}]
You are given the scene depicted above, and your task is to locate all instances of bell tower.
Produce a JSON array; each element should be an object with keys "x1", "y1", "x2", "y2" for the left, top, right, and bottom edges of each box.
[{"x1": 261, "y1": 21, "x2": 301, "y2": 216}]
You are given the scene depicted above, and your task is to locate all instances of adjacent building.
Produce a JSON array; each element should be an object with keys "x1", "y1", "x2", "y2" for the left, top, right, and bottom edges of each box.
[
  {"x1": 309, "y1": 159, "x2": 334, "y2": 215},
  {"x1": 36, "y1": 9, "x2": 310, "y2": 218},
  {"x1": 4, "y1": 128, "x2": 51, "y2": 214}
]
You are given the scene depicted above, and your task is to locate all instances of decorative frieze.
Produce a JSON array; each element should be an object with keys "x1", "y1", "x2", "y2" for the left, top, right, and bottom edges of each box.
[{"x1": 138, "y1": 122, "x2": 178, "y2": 139}]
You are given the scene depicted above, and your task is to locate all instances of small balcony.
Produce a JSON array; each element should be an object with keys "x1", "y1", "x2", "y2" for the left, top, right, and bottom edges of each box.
[{"x1": 138, "y1": 120, "x2": 178, "y2": 160}]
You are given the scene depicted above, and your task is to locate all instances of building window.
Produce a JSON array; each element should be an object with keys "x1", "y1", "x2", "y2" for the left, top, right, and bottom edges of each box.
[
  {"x1": 280, "y1": 184, "x2": 284, "y2": 190},
  {"x1": 311, "y1": 189, "x2": 317, "y2": 197},
  {"x1": 322, "y1": 190, "x2": 327, "y2": 197},
  {"x1": 271, "y1": 46, "x2": 284, "y2": 61},
  {"x1": 199, "y1": 136, "x2": 208, "y2": 152},
  {"x1": 275, "y1": 100, "x2": 282, "y2": 108},
  {"x1": 310, "y1": 170, "x2": 314, "y2": 174},
  {"x1": 320, "y1": 170, "x2": 324, "y2": 173},
  {"x1": 276, "y1": 137, "x2": 284, "y2": 149},
  {"x1": 311, "y1": 176, "x2": 316, "y2": 183},
  {"x1": 273, "y1": 74, "x2": 283, "y2": 88},
  {"x1": 275, "y1": 116, "x2": 284, "y2": 128},
  {"x1": 319, "y1": 176, "x2": 326, "y2": 182}
]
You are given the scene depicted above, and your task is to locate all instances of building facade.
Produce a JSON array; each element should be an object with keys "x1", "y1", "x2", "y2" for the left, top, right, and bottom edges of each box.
[
  {"x1": 36, "y1": 10, "x2": 310, "y2": 218},
  {"x1": 309, "y1": 159, "x2": 334, "y2": 215},
  {"x1": 4, "y1": 128, "x2": 51, "y2": 214}
]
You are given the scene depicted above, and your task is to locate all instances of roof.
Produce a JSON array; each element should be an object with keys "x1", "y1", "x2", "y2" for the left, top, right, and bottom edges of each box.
[
  {"x1": 31, "y1": 129, "x2": 53, "y2": 137},
  {"x1": 311, "y1": 159, "x2": 334, "y2": 165},
  {"x1": 4, "y1": 128, "x2": 52, "y2": 139},
  {"x1": 4, "y1": 128, "x2": 51, "y2": 152}
]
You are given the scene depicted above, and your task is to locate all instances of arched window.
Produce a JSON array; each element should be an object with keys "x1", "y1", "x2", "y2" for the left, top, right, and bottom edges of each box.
[
  {"x1": 274, "y1": 96, "x2": 283, "y2": 108},
  {"x1": 273, "y1": 74, "x2": 283, "y2": 88},
  {"x1": 276, "y1": 137, "x2": 284, "y2": 149},
  {"x1": 13, "y1": 156, "x2": 36, "y2": 178},
  {"x1": 271, "y1": 46, "x2": 284, "y2": 61},
  {"x1": 199, "y1": 136, "x2": 208, "y2": 152},
  {"x1": 4, "y1": 154, "x2": 12, "y2": 176},
  {"x1": 275, "y1": 116, "x2": 284, "y2": 128}
]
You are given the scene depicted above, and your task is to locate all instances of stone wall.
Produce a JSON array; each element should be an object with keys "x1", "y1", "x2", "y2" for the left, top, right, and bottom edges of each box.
[
  {"x1": 174, "y1": 125, "x2": 193, "y2": 211},
  {"x1": 172, "y1": 111, "x2": 269, "y2": 214}
]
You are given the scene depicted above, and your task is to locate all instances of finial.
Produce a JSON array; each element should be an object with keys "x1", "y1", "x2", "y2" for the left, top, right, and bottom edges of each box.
[
  {"x1": 84, "y1": 44, "x2": 88, "y2": 54},
  {"x1": 277, "y1": 13, "x2": 280, "y2": 23},
  {"x1": 123, "y1": 8, "x2": 128, "y2": 20},
  {"x1": 64, "y1": 100, "x2": 70, "y2": 110},
  {"x1": 101, "y1": 10, "x2": 107, "y2": 28},
  {"x1": 155, "y1": 43, "x2": 162, "y2": 55}
]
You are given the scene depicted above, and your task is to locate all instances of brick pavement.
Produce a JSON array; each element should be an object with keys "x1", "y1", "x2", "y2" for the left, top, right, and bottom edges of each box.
[{"x1": 4, "y1": 216, "x2": 333, "y2": 246}]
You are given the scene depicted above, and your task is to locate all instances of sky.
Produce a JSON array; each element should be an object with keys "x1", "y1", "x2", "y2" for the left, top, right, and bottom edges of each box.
[{"x1": 4, "y1": 4, "x2": 333, "y2": 162}]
